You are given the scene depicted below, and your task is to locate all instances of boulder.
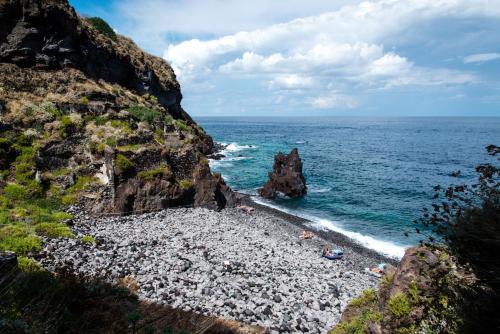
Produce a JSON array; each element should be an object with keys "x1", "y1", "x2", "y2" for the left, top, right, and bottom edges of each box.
[
  {"x1": 0, "y1": 252, "x2": 19, "y2": 288},
  {"x1": 259, "y1": 148, "x2": 307, "y2": 199}
]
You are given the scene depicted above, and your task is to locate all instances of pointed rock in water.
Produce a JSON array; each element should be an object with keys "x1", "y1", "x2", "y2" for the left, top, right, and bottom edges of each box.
[{"x1": 259, "y1": 148, "x2": 307, "y2": 199}]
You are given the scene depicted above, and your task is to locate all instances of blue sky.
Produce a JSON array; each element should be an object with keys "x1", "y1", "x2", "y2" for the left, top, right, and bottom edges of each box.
[{"x1": 70, "y1": 0, "x2": 500, "y2": 117}]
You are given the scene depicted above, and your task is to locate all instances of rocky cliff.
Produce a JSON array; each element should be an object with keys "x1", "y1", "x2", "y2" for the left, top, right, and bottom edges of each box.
[
  {"x1": 331, "y1": 245, "x2": 468, "y2": 334},
  {"x1": 0, "y1": 0, "x2": 236, "y2": 215}
]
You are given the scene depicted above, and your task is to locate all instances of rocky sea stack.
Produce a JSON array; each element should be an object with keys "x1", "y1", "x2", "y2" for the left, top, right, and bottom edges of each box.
[
  {"x1": 0, "y1": 0, "x2": 236, "y2": 214},
  {"x1": 259, "y1": 148, "x2": 307, "y2": 199}
]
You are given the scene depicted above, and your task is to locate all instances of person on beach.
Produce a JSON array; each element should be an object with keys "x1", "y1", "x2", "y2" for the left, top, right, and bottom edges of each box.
[{"x1": 322, "y1": 247, "x2": 332, "y2": 257}]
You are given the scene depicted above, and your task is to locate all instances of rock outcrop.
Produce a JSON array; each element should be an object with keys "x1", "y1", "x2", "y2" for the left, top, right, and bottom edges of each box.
[
  {"x1": 259, "y1": 148, "x2": 307, "y2": 199},
  {"x1": 332, "y1": 246, "x2": 465, "y2": 334},
  {"x1": 0, "y1": 0, "x2": 235, "y2": 213}
]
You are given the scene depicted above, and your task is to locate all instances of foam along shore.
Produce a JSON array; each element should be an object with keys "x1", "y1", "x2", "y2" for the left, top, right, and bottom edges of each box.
[
  {"x1": 39, "y1": 203, "x2": 396, "y2": 334},
  {"x1": 251, "y1": 197, "x2": 408, "y2": 260}
]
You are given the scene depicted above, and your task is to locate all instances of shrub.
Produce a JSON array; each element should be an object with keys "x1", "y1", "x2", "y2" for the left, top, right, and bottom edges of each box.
[
  {"x1": 332, "y1": 309, "x2": 383, "y2": 334},
  {"x1": 350, "y1": 288, "x2": 377, "y2": 308},
  {"x1": 388, "y1": 292, "x2": 411, "y2": 318},
  {"x1": 179, "y1": 179, "x2": 193, "y2": 190},
  {"x1": 87, "y1": 17, "x2": 117, "y2": 40},
  {"x1": 127, "y1": 105, "x2": 161, "y2": 124},
  {"x1": 82, "y1": 235, "x2": 95, "y2": 244},
  {"x1": 115, "y1": 154, "x2": 134, "y2": 172},
  {"x1": 413, "y1": 145, "x2": 500, "y2": 331}
]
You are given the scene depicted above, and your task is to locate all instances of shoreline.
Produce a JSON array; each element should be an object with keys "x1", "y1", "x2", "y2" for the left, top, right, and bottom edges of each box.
[
  {"x1": 39, "y1": 200, "x2": 400, "y2": 333},
  {"x1": 238, "y1": 193, "x2": 399, "y2": 266}
]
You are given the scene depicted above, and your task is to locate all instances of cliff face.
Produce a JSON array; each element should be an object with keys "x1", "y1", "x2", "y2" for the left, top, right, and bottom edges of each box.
[{"x1": 0, "y1": 0, "x2": 235, "y2": 214}]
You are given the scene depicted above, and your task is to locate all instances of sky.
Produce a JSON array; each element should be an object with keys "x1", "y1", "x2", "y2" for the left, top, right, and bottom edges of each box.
[{"x1": 69, "y1": 0, "x2": 500, "y2": 117}]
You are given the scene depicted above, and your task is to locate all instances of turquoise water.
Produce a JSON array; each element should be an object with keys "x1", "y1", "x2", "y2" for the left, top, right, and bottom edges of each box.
[{"x1": 197, "y1": 117, "x2": 500, "y2": 258}]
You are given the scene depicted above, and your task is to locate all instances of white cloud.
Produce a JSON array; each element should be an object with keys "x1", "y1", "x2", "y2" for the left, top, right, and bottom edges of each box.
[
  {"x1": 463, "y1": 53, "x2": 500, "y2": 64},
  {"x1": 311, "y1": 94, "x2": 358, "y2": 109},
  {"x1": 268, "y1": 74, "x2": 315, "y2": 90},
  {"x1": 155, "y1": 0, "x2": 499, "y2": 113}
]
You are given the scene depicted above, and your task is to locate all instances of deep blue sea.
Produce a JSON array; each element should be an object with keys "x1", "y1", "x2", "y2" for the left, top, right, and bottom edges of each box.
[{"x1": 196, "y1": 117, "x2": 500, "y2": 258}]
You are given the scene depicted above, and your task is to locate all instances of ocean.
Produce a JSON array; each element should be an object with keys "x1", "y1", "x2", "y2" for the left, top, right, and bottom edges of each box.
[{"x1": 196, "y1": 117, "x2": 500, "y2": 259}]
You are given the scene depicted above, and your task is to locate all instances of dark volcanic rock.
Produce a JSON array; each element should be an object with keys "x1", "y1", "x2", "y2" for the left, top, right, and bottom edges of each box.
[
  {"x1": 259, "y1": 148, "x2": 307, "y2": 199},
  {"x1": 0, "y1": 0, "x2": 232, "y2": 214},
  {"x1": 0, "y1": 0, "x2": 182, "y2": 115}
]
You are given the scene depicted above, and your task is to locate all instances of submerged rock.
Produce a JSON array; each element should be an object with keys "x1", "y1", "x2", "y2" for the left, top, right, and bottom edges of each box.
[{"x1": 259, "y1": 148, "x2": 307, "y2": 199}]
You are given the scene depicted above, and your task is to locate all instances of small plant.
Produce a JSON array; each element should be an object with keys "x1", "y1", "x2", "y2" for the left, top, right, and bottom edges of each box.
[
  {"x1": 116, "y1": 154, "x2": 134, "y2": 172},
  {"x1": 179, "y1": 179, "x2": 193, "y2": 190},
  {"x1": 388, "y1": 292, "x2": 411, "y2": 318},
  {"x1": 175, "y1": 119, "x2": 190, "y2": 132},
  {"x1": 350, "y1": 288, "x2": 377, "y2": 308},
  {"x1": 18, "y1": 256, "x2": 43, "y2": 272},
  {"x1": 97, "y1": 142, "x2": 107, "y2": 153},
  {"x1": 87, "y1": 17, "x2": 117, "y2": 40},
  {"x1": 81, "y1": 235, "x2": 95, "y2": 245},
  {"x1": 79, "y1": 96, "x2": 89, "y2": 105},
  {"x1": 94, "y1": 115, "x2": 107, "y2": 126},
  {"x1": 127, "y1": 105, "x2": 161, "y2": 124},
  {"x1": 58, "y1": 116, "x2": 74, "y2": 138}
]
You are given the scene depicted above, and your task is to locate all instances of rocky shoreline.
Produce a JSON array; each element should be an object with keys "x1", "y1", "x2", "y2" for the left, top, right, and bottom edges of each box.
[{"x1": 38, "y1": 200, "x2": 396, "y2": 334}]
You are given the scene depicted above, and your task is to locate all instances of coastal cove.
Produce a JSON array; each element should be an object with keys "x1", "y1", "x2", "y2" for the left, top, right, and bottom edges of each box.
[
  {"x1": 40, "y1": 201, "x2": 393, "y2": 334},
  {"x1": 199, "y1": 116, "x2": 500, "y2": 259}
]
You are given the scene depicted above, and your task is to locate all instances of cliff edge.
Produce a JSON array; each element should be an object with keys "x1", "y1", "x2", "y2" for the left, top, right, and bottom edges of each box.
[{"x1": 0, "y1": 0, "x2": 236, "y2": 215}]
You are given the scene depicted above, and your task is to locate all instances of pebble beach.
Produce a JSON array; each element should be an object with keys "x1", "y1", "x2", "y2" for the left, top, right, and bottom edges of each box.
[{"x1": 39, "y1": 202, "x2": 394, "y2": 333}]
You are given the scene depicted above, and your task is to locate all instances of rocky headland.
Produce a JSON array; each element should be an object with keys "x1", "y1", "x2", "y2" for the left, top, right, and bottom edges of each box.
[{"x1": 0, "y1": 0, "x2": 236, "y2": 214}]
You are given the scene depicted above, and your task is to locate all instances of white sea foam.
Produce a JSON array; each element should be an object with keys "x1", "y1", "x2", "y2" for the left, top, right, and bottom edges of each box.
[
  {"x1": 296, "y1": 140, "x2": 307, "y2": 144},
  {"x1": 225, "y1": 156, "x2": 251, "y2": 161},
  {"x1": 252, "y1": 197, "x2": 407, "y2": 259},
  {"x1": 223, "y1": 143, "x2": 258, "y2": 153},
  {"x1": 309, "y1": 187, "x2": 332, "y2": 193}
]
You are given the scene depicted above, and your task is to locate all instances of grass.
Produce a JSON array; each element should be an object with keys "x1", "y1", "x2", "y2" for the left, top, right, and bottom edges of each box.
[
  {"x1": 86, "y1": 17, "x2": 117, "y2": 40},
  {"x1": 175, "y1": 119, "x2": 190, "y2": 132},
  {"x1": 94, "y1": 115, "x2": 107, "y2": 126},
  {"x1": 35, "y1": 222, "x2": 74, "y2": 238},
  {"x1": 0, "y1": 225, "x2": 41, "y2": 255},
  {"x1": 137, "y1": 164, "x2": 172, "y2": 181},
  {"x1": 18, "y1": 256, "x2": 43, "y2": 273},
  {"x1": 115, "y1": 154, "x2": 134, "y2": 172},
  {"x1": 127, "y1": 105, "x2": 161, "y2": 124}
]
